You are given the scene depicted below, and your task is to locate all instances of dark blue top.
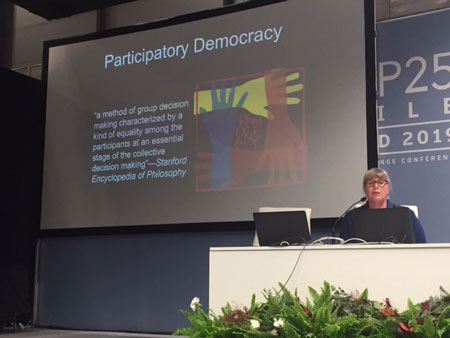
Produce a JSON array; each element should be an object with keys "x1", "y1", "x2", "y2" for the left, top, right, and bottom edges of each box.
[{"x1": 339, "y1": 200, "x2": 427, "y2": 243}]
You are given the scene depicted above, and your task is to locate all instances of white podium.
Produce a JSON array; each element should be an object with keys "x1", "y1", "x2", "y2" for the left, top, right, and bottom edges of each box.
[{"x1": 209, "y1": 244, "x2": 450, "y2": 313}]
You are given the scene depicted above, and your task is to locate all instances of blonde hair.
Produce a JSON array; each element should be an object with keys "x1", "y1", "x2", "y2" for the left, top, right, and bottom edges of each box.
[{"x1": 363, "y1": 168, "x2": 391, "y2": 188}]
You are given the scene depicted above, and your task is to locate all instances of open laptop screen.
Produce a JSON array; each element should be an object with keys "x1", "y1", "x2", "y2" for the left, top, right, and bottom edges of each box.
[
  {"x1": 350, "y1": 207, "x2": 415, "y2": 243},
  {"x1": 253, "y1": 210, "x2": 311, "y2": 246}
]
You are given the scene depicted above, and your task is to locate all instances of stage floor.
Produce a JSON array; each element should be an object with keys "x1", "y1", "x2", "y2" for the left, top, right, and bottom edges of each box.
[{"x1": 0, "y1": 328, "x2": 177, "y2": 337}]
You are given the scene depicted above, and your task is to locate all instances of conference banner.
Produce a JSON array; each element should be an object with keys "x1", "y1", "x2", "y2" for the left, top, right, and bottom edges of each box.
[{"x1": 377, "y1": 8, "x2": 450, "y2": 242}]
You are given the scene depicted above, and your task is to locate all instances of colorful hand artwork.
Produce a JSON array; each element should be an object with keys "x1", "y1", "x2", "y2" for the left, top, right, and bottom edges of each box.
[{"x1": 194, "y1": 67, "x2": 307, "y2": 191}]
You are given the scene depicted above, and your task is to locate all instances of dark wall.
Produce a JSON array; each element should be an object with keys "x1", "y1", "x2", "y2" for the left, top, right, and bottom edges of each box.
[
  {"x1": 35, "y1": 226, "x2": 331, "y2": 333},
  {"x1": 36, "y1": 231, "x2": 255, "y2": 333},
  {"x1": 0, "y1": 67, "x2": 45, "y2": 320},
  {"x1": 0, "y1": 2, "x2": 14, "y2": 69}
]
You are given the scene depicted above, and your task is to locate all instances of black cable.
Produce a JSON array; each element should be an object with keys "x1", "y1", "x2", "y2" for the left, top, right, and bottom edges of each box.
[
  {"x1": 278, "y1": 243, "x2": 307, "y2": 292},
  {"x1": 331, "y1": 197, "x2": 367, "y2": 243}
]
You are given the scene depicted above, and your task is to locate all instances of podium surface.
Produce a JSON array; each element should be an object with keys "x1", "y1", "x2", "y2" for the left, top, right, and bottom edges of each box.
[{"x1": 209, "y1": 244, "x2": 450, "y2": 313}]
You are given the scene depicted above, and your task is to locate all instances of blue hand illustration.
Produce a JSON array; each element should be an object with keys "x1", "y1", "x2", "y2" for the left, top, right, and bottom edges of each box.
[{"x1": 199, "y1": 83, "x2": 247, "y2": 188}]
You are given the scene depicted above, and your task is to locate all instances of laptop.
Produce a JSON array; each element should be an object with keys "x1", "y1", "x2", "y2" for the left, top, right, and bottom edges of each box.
[
  {"x1": 253, "y1": 210, "x2": 311, "y2": 246},
  {"x1": 350, "y1": 207, "x2": 415, "y2": 243}
]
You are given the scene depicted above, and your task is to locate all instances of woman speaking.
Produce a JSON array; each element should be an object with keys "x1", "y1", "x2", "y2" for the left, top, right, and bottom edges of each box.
[{"x1": 339, "y1": 168, "x2": 426, "y2": 243}]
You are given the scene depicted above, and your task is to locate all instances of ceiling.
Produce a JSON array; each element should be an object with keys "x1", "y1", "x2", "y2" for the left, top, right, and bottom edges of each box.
[
  {"x1": 8, "y1": 0, "x2": 137, "y2": 20},
  {"x1": 8, "y1": 0, "x2": 450, "y2": 21},
  {"x1": 376, "y1": 0, "x2": 450, "y2": 20}
]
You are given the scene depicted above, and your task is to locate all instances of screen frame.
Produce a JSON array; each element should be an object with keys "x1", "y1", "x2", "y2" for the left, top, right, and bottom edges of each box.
[{"x1": 39, "y1": 0, "x2": 377, "y2": 237}]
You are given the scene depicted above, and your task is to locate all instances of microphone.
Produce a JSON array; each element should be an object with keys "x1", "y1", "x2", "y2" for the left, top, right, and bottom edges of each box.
[{"x1": 331, "y1": 197, "x2": 367, "y2": 241}]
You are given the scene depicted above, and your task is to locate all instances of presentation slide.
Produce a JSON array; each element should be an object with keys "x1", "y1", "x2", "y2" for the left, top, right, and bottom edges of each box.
[{"x1": 41, "y1": 0, "x2": 371, "y2": 229}]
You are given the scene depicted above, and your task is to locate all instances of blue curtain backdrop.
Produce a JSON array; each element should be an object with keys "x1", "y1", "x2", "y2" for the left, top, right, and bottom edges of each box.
[{"x1": 377, "y1": 8, "x2": 450, "y2": 242}]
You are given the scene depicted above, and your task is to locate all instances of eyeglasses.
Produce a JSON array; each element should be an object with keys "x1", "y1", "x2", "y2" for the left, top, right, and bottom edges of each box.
[{"x1": 366, "y1": 179, "x2": 388, "y2": 187}]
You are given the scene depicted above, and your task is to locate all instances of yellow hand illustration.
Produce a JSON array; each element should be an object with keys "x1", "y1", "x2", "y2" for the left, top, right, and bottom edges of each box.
[{"x1": 194, "y1": 70, "x2": 303, "y2": 120}]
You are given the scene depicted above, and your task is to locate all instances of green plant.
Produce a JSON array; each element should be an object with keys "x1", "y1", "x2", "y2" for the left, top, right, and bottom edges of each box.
[{"x1": 174, "y1": 282, "x2": 450, "y2": 337}]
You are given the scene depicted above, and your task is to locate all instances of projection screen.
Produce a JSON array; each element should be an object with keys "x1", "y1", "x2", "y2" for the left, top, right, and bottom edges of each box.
[{"x1": 41, "y1": 0, "x2": 375, "y2": 229}]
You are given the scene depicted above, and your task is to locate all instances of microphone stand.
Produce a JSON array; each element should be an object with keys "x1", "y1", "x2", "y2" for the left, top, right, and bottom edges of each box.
[{"x1": 331, "y1": 197, "x2": 367, "y2": 244}]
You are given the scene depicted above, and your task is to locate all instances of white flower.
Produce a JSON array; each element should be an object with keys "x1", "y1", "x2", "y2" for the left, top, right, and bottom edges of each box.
[
  {"x1": 273, "y1": 317, "x2": 285, "y2": 328},
  {"x1": 270, "y1": 328, "x2": 278, "y2": 335},
  {"x1": 250, "y1": 319, "x2": 260, "y2": 329},
  {"x1": 350, "y1": 290, "x2": 360, "y2": 299},
  {"x1": 190, "y1": 297, "x2": 200, "y2": 311}
]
